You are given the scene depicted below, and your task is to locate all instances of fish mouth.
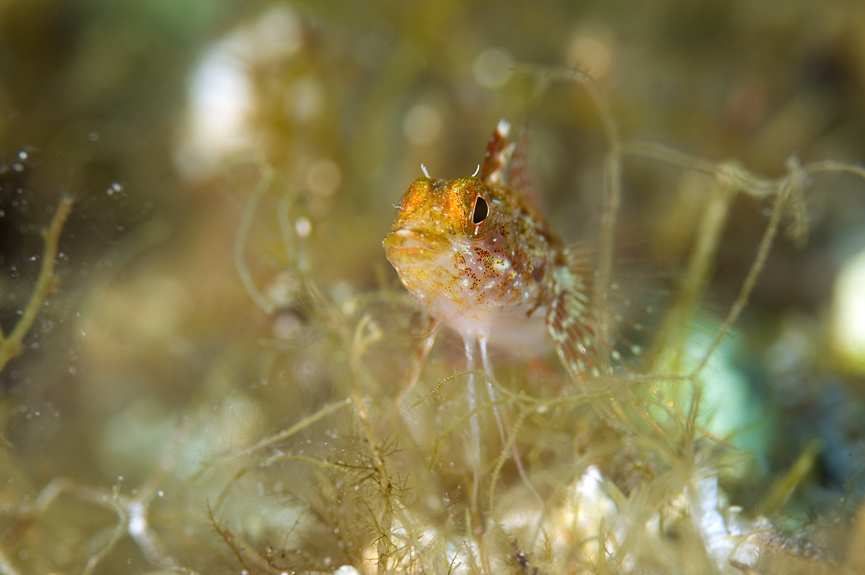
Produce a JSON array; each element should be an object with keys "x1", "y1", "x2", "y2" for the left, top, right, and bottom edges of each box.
[{"x1": 383, "y1": 228, "x2": 447, "y2": 263}]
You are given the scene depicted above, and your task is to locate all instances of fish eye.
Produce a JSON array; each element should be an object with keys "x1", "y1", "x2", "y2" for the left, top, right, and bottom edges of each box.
[{"x1": 472, "y1": 196, "x2": 488, "y2": 224}]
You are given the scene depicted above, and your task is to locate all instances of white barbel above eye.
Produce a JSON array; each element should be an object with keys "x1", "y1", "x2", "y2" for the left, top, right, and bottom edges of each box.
[{"x1": 421, "y1": 163, "x2": 430, "y2": 177}]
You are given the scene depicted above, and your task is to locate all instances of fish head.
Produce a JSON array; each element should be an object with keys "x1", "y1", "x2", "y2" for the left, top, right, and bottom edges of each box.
[{"x1": 383, "y1": 176, "x2": 493, "y2": 266}]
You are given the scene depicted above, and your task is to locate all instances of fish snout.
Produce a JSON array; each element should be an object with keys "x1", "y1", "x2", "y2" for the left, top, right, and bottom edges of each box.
[{"x1": 383, "y1": 228, "x2": 447, "y2": 263}]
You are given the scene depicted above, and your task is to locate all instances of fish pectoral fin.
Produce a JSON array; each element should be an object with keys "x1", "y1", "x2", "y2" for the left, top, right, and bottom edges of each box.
[{"x1": 546, "y1": 274, "x2": 610, "y2": 382}]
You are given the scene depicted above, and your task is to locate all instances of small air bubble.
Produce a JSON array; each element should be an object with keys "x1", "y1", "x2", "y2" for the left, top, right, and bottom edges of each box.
[
  {"x1": 403, "y1": 103, "x2": 442, "y2": 146},
  {"x1": 68, "y1": 366, "x2": 76, "y2": 374},
  {"x1": 306, "y1": 159, "x2": 341, "y2": 197},
  {"x1": 630, "y1": 345, "x2": 642, "y2": 354},
  {"x1": 80, "y1": 329, "x2": 87, "y2": 336},
  {"x1": 295, "y1": 217, "x2": 312, "y2": 238},
  {"x1": 0, "y1": 210, "x2": 4, "y2": 217},
  {"x1": 18, "y1": 151, "x2": 27, "y2": 160},
  {"x1": 107, "y1": 183, "x2": 122, "y2": 196},
  {"x1": 88, "y1": 132, "x2": 100, "y2": 141},
  {"x1": 473, "y1": 47, "x2": 513, "y2": 89},
  {"x1": 12, "y1": 163, "x2": 24, "y2": 172},
  {"x1": 117, "y1": 476, "x2": 124, "y2": 482},
  {"x1": 157, "y1": 490, "x2": 164, "y2": 497},
  {"x1": 611, "y1": 350, "x2": 622, "y2": 360},
  {"x1": 29, "y1": 255, "x2": 37, "y2": 261}
]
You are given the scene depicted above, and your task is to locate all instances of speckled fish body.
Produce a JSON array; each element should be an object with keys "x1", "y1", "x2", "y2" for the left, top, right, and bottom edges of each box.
[
  {"x1": 384, "y1": 175, "x2": 558, "y2": 341},
  {"x1": 384, "y1": 121, "x2": 602, "y2": 377}
]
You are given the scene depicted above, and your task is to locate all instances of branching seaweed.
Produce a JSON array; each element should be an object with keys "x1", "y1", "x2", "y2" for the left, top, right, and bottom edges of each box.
[
  {"x1": 0, "y1": 198, "x2": 73, "y2": 373},
  {"x1": 91, "y1": 62, "x2": 865, "y2": 575},
  {"x1": 17, "y1": 476, "x2": 194, "y2": 575},
  {"x1": 4, "y1": 3, "x2": 865, "y2": 573}
]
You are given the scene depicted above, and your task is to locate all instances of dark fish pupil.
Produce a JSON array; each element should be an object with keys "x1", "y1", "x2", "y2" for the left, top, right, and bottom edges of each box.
[{"x1": 472, "y1": 196, "x2": 488, "y2": 224}]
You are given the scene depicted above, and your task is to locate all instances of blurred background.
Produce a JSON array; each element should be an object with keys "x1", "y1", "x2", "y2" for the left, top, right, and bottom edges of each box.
[{"x1": 2, "y1": 0, "x2": 865, "y2": 573}]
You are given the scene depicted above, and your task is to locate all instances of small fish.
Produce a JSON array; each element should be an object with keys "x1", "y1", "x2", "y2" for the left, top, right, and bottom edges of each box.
[{"x1": 384, "y1": 120, "x2": 609, "y2": 384}]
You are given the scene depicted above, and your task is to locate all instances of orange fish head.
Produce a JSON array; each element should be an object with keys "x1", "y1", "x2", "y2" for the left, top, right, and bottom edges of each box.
[{"x1": 383, "y1": 176, "x2": 491, "y2": 265}]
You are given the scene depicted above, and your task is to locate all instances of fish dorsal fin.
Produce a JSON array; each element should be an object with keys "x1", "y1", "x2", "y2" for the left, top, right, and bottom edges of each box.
[
  {"x1": 508, "y1": 124, "x2": 544, "y2": 213},
  {"x1": 480, "y1": 119, "x2": 516, "y2": 185},
  {"x1": 480, "y1": 119, "x2": 544, "y2": 213}
]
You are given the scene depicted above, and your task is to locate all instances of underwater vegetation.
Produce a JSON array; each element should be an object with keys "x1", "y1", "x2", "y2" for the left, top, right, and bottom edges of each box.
[{"x1": 2, "y1": 1, "x2": 865, "y2": 574}]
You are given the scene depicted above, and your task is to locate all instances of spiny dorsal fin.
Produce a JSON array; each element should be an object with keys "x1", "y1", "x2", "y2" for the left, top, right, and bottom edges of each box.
[
  {"x1": 480, "y1": 119, "x2": 516, "y2": 185},
  {"x1": 508, "y1": 124, "x2": 544, "y2": 213},
  {"x1": 480, "y1": 120, "x2": 544, "y2": 213}
]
